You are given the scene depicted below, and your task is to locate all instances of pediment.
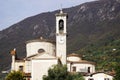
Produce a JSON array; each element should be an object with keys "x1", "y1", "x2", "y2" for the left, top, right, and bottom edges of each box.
[
  {"x1": 35, "y1": 53, "x2": 56, "y2": 58},
  {"x1": 31, "y1": 52, "x2": 56, "y2": 59},
  {"x1": 25, "y1": 52, "x2": 57, "y2": 61}
]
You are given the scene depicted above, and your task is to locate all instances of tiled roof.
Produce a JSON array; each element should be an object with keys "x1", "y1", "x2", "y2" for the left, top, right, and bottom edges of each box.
[
  {"x1": 67, "y1": 60, "x2": 95, "y2": 65},
  {"x1": 67, "y1": 53, "x2": 81, "y2": 57},
  {"x1": 26, "y1": 37, "x2": 55, "y2": 44}
]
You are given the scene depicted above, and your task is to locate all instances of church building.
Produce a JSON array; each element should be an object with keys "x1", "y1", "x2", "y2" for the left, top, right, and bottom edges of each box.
[{"x1": 10, "y1": 10, "x2": 95, "y2": 80}]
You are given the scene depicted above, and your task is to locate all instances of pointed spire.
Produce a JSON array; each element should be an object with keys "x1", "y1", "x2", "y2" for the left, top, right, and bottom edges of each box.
[
  {"x1": 55, "y1": 4, "x2": 67, "y2": 17},
  {"x1": 60, "y1": 4, "x2": 63, "y2": 14}
]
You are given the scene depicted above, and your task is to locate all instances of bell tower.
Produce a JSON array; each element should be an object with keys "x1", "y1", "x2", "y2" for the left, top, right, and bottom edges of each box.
[{"x1": 56, "y1": 9, "x2": 67, "y2": 64}]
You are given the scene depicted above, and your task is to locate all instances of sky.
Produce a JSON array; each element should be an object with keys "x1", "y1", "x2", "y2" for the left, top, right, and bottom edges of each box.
[{"x1": 0, "y1": 0, "x2": 95, "y2": 30}]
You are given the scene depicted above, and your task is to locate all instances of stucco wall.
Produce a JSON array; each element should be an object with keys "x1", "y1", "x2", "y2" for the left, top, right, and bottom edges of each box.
[
  {"x1": 25, "y1": 60, "x2": 32, "y2": 73},
  {"x1": 31, "y1": 59, "x2": 57, "y2": 80},
  {"x1": 26, "y1": 42, "x2": 55, "y2": 57},
  {"x1": 14, "y1": 61, "x2": 25, "y2": 71},
  {"x1": 84, "y1": 73, "x2": 113, "y2": 80},
  {"x1": 67, "y1": 63, "x2": 95, "y2": 73}
]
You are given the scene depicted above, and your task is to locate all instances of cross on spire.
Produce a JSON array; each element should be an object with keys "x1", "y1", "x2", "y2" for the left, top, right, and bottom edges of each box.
[{"x1": 60, "y1": 4, "x2": 63, "y2": 14}]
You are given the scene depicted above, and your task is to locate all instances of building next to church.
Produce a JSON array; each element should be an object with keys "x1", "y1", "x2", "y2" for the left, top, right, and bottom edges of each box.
[
  {"x1": 10, "y1": 10, "x2": 111, "y2": 80},
  {"x1": 84, "y1": 72, "x2": 113, "y2": 80}
]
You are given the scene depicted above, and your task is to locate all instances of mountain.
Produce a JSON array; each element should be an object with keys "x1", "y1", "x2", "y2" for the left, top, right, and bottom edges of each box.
[{"x1": 0, "y1": 0, "x2": 120, "y2": 72}]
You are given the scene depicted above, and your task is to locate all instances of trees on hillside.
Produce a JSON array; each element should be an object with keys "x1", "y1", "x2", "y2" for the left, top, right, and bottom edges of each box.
[
  {"x1": 114, "y1": 65, "x2": 120, "y2": 80},
  {"x1": 43, "y1": 64, "x2": 84, "y2": 80},
  {"x1": 5, "y1": 71, "x2": 24, "y2": 80}
]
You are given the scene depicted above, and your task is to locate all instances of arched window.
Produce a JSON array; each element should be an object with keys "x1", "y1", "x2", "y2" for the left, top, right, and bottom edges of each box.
[{"x1": 59, "y1": 19, "x2": 64, "y2": 31}]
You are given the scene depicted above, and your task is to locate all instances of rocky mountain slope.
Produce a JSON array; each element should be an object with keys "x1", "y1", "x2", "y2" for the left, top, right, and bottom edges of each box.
[{"x1": 0, "y1": 0, "x2": 120, "y2": 72}]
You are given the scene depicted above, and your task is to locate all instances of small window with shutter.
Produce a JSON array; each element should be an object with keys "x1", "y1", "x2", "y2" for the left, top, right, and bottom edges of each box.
[
  {"x1": 72, "y1": 66, "x2": 76, "y2": 72},
  {"x1": 19, "y1": 66, "x2": 23, "y2": 71},
  {"x1": 104, "y1": 78, "x2": 110, "y2": 80},
  {"x1": 88, "y1": 78, "x2": 94, "y2": 80}
]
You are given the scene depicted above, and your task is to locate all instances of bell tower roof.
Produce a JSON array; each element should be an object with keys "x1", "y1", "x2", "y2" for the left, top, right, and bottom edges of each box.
[{"x1": 55, "y1": 9, "x2": 67, "y2": 16}]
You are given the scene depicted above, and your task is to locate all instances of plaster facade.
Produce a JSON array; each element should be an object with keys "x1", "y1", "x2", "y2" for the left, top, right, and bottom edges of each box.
[{"x1": 10, "y1": 10, "x2": 103, "y2": 80}]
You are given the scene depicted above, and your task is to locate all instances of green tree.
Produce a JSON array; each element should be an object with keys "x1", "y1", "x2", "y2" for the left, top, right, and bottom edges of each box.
[
  {"x1": 43, "y1": 64, "x2": 84, "y2": 80},
  {"x1": 68, "y1": 73, "x2": 84, "y2": 80},
  {"x1": 114, "y1": 65, "x2": 120, "y2": 80},
  {"x1": 5, "y1": 71, "x2": 24, "y2": 80}
]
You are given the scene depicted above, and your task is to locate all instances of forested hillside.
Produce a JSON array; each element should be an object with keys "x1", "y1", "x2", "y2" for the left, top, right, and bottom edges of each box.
[{"x1": 0, "y1": 0, "x2": 120, "y2": 73}]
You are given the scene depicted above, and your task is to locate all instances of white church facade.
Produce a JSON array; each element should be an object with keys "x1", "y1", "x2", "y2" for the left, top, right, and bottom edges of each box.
[{"x1": 10, "y1": 10, "x2": 113, "y2": 80}]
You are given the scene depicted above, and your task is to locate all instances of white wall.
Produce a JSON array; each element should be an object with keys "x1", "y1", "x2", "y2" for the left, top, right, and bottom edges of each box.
[
  {"x1": 67, "y1": 63, "x2": 95, "y2": 73},
  {"x1": 56, "y1": 12, "x2": 67, "y2": 65},
  {"x1": 31, "y1": 59, "x2": 57, "y2": 80},
  {"x1": 84, "y1": 73, "x2": 113, "y2": 80},
  {"x1": 25, "y1": 60, "x2": 32, "y2": 73},
  {"x1": 14, "y1": 61, "x2": 25, "y2": 71},
  {"x1": 26, "y1": 42, "x2": 55, "y2": 57},
  {"x1": 56, "y1": 35, "x2": 66, "y2": 64}
]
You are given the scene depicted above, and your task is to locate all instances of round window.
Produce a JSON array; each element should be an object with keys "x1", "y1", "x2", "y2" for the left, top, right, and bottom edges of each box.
[{"x1": 38, "y1": 49, "x2": 45, "y2": 53}]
